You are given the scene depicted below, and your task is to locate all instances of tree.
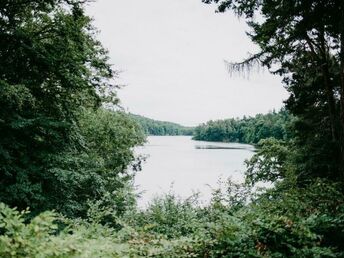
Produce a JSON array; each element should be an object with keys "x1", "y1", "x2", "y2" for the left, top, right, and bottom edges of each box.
[
  {"x1": 193, "y1": 110, "x2": 291, "y2": 144},
  {"x1": 0, "y1": 0, "x2": 141, "y2": 216},
  {"x1": 129, "y1": 114, "x2": 194, "y2": 136},
  {"x1": 203, "y1": 0, "x2": 344, "y2": 181}
]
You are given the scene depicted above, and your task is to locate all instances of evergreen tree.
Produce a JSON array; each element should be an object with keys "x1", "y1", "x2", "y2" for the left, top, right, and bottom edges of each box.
[{"x1": 203, "y1": 0, "x2": 344, "y2": 181}]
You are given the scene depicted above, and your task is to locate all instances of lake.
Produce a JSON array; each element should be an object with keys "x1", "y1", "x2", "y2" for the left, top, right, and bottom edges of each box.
[{"x1": 134, "y1": 136, "x2": 255, "y2": 207}]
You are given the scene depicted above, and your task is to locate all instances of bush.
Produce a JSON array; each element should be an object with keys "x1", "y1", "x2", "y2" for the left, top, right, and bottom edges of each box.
[{"x1": 1, "y1": 179, "x2": 344, "y2": 257}]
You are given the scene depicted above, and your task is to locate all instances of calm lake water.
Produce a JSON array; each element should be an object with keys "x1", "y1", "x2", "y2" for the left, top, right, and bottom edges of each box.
[{"x1": 134, "y1": 136, "x2": 255, "y2": 207}]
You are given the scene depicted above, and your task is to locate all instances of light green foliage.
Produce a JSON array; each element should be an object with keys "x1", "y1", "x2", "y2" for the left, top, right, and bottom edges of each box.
[
  {"x1": 0, "y1": 203, "x2": 73, "y2": 258},
  {"x1": 124, "y1": 193, "x2": 207, "y2": 239},
  {"x1": 245, "y1": 138, "x2": 290, "y2": 186},
  {"x1": 1, "y1": 179, "x2": 343, "y2": 257},
  {"x1": 0, "y1": 202, "x2": 202, "y2": 257}
]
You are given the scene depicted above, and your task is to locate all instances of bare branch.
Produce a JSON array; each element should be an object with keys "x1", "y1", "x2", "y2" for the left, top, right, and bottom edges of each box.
[{"x1": 225, "y1": 52, "x2": 264, "y2": 78}]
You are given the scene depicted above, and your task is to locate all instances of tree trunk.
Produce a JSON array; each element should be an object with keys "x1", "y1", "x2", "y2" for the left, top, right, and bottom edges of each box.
[
  {"x1": 317, "y1": 28, "x2": 341, "y2": 181},
  {"x1": 339, "y1": 3, "x2": 344, "y2": 181},
  {"x1": 322, "y1": 62, "x2": 338, "y2": 143}
]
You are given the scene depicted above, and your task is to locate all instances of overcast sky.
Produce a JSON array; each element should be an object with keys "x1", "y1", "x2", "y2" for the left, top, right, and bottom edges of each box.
[{"x1": 86, "y1": 0, "x2": 288, "y2": 126}]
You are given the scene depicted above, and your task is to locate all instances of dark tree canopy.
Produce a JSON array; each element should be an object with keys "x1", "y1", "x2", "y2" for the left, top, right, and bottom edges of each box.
[
  {"x1": 204, "y1": 0, "x2": 344, "y2": 182},
  {"x1": 0, "y1": 0, "x2": 144, "y2": 217}
]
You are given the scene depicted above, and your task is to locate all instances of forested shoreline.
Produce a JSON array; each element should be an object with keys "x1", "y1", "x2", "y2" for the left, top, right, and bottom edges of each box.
[
  {"x1": 130, "y1": 109, "x2": 292, "y2": 143},
  {"x1": 193, "y1": 109, "x2": 292, "y2": 144},
  {"x1": 129, "y1": 114, "x2": 194, "y2": 136},
  {"x1": 1, "y1": 0, "x2": 344, "y2": 257}
]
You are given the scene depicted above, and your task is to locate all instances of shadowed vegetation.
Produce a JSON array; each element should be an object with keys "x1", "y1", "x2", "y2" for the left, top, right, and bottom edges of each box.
[{"x1": 1, "y1": 0, "x2": 344, "y2": 257}]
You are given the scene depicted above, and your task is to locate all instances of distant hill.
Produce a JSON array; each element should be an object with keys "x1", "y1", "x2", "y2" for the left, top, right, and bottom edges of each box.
[{"x1": 129, "y1": 114, "x2": 194, "y2": 136}]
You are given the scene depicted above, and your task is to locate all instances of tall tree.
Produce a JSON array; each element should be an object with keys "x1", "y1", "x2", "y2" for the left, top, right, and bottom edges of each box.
[
  {"x1": 203, "y1": 0, "x2": 344, "y2": 181},
  {"x1": 0, "y1": 0, "x2": 124, "y2": 214}
]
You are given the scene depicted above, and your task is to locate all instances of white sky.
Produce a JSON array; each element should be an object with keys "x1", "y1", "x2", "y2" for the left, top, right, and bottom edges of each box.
[{"x1": 86, "y1": 0, "x2": 288, "y2": 126}]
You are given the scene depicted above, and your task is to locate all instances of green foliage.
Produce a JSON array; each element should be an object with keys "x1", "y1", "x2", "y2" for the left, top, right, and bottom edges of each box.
[
  {"x1": 41, "y1": 108, "x2": 145, "y2": 218},
  {"x1": 0, "y1": 0, "x2": 146, "y2": 217},
  {"x1": 124, "y1": 193, "x2": 206, "y2": 239},
  {"x1": 245, "y1": 138, "x2": 290, "y2": 186},
  {"x1": 0, "y1": 201, "x2": 204, "y2": 257},
  {"x1": 130, "y1": 114, "x2": 194, "y2": 136},
  {"x1": 193, "y1": 109, "x2": 292, "y2": 144},
  {"x1": 0, "y1": 0, "x2": 112, "y2": 211},
  {"x1": 1, "y1": 179, "x2": 344, "y2": 257},
  {"x1": 204, "y1": 0, "x2": 344, "y2": 180},
  {"x1": 1, "y1": 0, "x2": 344, "y2": 257},
  {"x1": 247, "y1": 180, "x2": 344, "y2": 257},
  {"x1": 0, "y1": 203, "x2": 73, "y2": 258}
]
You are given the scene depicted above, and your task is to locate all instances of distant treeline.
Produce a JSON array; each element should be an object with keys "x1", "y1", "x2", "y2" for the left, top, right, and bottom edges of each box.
[
  {"x1": 193, "y1": 109, "x2": 292, "y2": 144},
  {"x1": 130, "y1": 114, "x2": 194, "y2": 136}
]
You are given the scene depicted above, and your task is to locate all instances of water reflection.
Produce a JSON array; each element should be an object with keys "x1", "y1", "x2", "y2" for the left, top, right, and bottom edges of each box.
[{"x1": 134, "y1": 136, "x2": 254, "y2": 207}]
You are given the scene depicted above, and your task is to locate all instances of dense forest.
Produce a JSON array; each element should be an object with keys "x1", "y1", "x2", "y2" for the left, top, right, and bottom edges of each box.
[
  {"x1": 129, "y1": 114, "x2": 194, "y2": 136},
  {"x1": 1, "y1": 0, "x2": 344, "y2": 257},
  {"x1": 193, "y1": 109, "x2": 292, "y2": 144}
]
